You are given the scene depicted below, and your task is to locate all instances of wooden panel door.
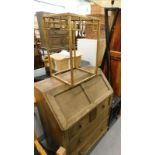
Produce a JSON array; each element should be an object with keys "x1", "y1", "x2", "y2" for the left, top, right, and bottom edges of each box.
[
  {"x1": 110, "y1": 50, "x2": 121, "y2": 96},
  {"x1": 110, "y1": 10, "x2": 121, "y2": 52}
]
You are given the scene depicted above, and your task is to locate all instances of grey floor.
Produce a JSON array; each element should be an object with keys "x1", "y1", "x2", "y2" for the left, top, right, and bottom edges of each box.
[
  {"x1": 34, "y1": 107, "x2": 121, "y2": 155},
  {"x1": 90, "y1": 117, "x2": 121, "y2": 155}
]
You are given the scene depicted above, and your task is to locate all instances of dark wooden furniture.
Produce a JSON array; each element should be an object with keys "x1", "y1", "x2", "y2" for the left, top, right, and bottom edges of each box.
[
  {"x1": 34, "y1": 67, "x2": 113, "y2": 155},
  {"x1": 101, "y1": 8, "x2": 121, "y2": 96},
  {"x1": 108, "y1": 96, "x2": 121, "y2": 127},
  {"x1": 34, "y1": 28, "x2": 44, "y2": 69},
  {"x1": 110, "y1": 10, "x2": 121, "y2": 52},
  {"x1": 110, "y1": 51, "x2": 121, "y2": 96}
]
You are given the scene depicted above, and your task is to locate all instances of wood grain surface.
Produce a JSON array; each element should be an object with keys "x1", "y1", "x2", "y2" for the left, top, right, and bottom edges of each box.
[{"x1": 34, "y1": 67, "x2": 113, "y2": 154}]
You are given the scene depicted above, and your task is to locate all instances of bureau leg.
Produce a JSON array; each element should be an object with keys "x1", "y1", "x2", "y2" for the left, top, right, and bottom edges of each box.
[{"x1": 56, "y1": 146, "x2": 66, "y2": 155}]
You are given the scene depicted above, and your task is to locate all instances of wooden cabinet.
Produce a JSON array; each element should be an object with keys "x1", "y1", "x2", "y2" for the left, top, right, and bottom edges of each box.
[
  {"x1": 109, "y1": 10, "x2": 121, "y2": 96},
  {"x1": 34, "y1": 68, "x2": 113, "y2": 155},
  {"x1": 110, "y1": 10, "x2": 121, "y2": 52},
  {"x1": 110, "y1": 50, "x2": 121, "y2": 96},
  {"x1": 102, "y1": 10, "x2": 121, "y2": 96}
]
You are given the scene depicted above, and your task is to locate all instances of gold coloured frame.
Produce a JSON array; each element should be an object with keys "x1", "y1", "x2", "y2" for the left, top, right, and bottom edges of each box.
[{"x1": 42, "y1": 13, "x2": 101, "y2": 86}]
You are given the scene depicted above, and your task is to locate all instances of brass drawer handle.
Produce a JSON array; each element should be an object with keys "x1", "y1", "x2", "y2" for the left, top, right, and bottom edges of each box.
[
  {"x1": 79, "y1": 124, "x2": 82, "y2": 129},
  {"x1": 78, "y1": 138, "x2": 82, "y2": 144},
  {"x1": 102, "y1": 105, "x2": 105, "y2": 109}
]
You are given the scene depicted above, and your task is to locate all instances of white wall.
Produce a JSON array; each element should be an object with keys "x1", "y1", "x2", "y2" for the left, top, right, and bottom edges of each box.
[
  {"x1": 77, "y1": 39, "x2": 97, "y2": 66},
  {"x1": 33, "y1": 0, "x2": 91, "y2": 15},
  {"x1": 93, "y1": 0, "x2": 121, "y2": 8},
  {"x1": 33, "y1": 0, "x2": 65, "y2": 14},
  {"x1": 77, "y1": 3, "x2": 91, "y2": 15}
]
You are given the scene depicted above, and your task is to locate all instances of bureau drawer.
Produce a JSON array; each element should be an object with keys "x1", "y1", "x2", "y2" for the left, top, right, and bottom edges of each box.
[
  {"x1": 78, "y1": 118, "x2": 108, "y2": 155},
  {"x1": 98, "y1": 98, "x2": 110, "y2": 113},
  {"x1": 68, "y1": 108, "x2": 98, "y2": 142},
  {"x1": 99, "y1": 98, "x2": 110, "y2": 110},
  {"x1": 68, "y1": 100, "x2": 110, "y2": 142},
  {"x1": 101, "y1": 108, "x2": 110, "y2": 119},
  {"x1": 68, "y1": 114, "x2": 89, "y2": 141},
  {"x1": 68, "y1": 116, "x2": 109, "y2": 154}
]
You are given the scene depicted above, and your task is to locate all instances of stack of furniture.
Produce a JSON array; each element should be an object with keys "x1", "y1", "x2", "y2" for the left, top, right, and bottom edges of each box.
[
  {"x1": 41, "y1": 13, "x2": 102, "y2": 86},
  {"x1": 35, "y1": 13, "x2": 113, "y2": 155},
  {"x1": 108, "y1": 96, "x2": 121, "y2": 127}
]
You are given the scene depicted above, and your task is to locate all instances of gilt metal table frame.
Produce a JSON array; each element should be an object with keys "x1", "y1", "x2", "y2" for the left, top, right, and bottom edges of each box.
[{"x1": 42, "y1": 13, "x2": 101, "y2": 86}]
